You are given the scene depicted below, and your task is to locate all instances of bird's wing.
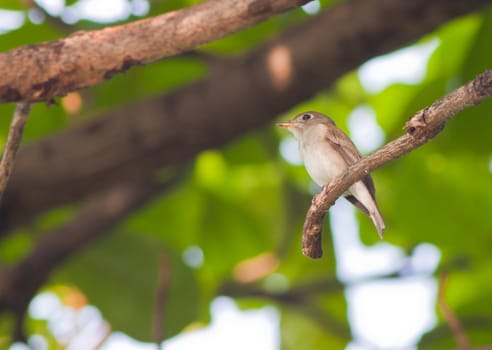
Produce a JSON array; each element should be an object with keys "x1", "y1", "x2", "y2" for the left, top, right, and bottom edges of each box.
[{"x1": 324, "y1": 126, "x2": 376, "y2": 199}]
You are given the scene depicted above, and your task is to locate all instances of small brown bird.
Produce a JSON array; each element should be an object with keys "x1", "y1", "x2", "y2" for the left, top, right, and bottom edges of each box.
[{"x1": 278, "y1": 111, "x2": 385, "y2": 238}]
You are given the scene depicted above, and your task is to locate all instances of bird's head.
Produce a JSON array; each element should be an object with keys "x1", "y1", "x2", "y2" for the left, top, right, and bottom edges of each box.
[{"x1": 277, "y1": 111, "x2": 335, "y2": 138}]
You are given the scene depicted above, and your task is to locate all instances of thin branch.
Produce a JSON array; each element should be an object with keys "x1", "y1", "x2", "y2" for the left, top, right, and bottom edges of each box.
[
  {"x1": 421, "y1": 316, "x2": 492, "y2": 348},
  {"x1": 302, "y1": 70, "x2": 492, "y2": 258},
  {"x1": 152, "y1": 253, "x2": 171, "y2": 345},
  {"x1": 0, "y1": 103, "x2": 31, "y2": 201},
  {"x1": 220, "y1": 268, "x2": 416, "y2": 302},
  {"x1": 0, "y1": 0, "x2": 310, "y2": 103},
  {"x1": 93, "y1": 324, "x2": 113, "y2": 350},
  {"x1": 224, "y1": 259, "x2": 476, "y2": 344},
  {"x1": 220, "y1": 270, "x2": 423, "y2": 341},
  {"x1": 220, "y1": 277, "x2": 352, "y2": 339},
  {"x1": 438, "y1": 273, "x2": 471, "y2": 350},
  {"x1": 289, "y1": 300, "x2": 352, "y2": 340}
]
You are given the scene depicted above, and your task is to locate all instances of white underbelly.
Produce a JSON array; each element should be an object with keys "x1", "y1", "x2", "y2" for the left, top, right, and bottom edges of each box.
[{"x1": 300, "y1": 142, "x2": 347, "y2": 187}]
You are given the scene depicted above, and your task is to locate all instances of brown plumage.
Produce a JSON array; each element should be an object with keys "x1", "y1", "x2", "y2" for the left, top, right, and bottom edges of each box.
[{"x1": 278, "y1": 111, "x2": 385, "y2": 237}]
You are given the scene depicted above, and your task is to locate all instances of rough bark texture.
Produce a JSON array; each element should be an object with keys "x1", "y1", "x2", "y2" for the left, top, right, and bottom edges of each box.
[
  {"x1": 0, "y1": 0, "x2": 489, "y2": 235},
  {"x1": 0, "y1": 103, "x2": 31, "y2": 201},
  {"x1": 302, "y1": 70, "x2": 492, "y2": 258},
  {"x1": 0, "y1": 0, "x2": 310, "y2": 103}
]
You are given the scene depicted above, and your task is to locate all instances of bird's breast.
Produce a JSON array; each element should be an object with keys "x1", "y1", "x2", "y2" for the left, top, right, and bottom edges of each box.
[{"x1": 299, "y1": 138, "x2": 347, "y2": 187}]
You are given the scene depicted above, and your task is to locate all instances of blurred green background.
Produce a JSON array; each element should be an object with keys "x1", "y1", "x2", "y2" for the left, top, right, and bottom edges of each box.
[{"x1": 0, "y1": 0, "x2": 491, "y2": 349}]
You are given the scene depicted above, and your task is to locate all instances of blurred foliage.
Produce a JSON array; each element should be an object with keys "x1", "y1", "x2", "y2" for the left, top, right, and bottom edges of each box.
[
  {"x1": 0, "y1": 0, "x2": 492, "y2": 349},
  {"x1": 54, "y1": 232, "x2": 200, "y2": 340}
]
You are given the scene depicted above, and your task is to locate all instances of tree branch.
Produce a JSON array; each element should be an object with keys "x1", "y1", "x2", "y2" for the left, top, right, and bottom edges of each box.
[
  {"x1": 1, "y1": 0, "x2": 488, "y2": 236},
  {"x1": 220, "y1": 277, "x2": 351, "y2": 339},
  {"x1": 0, "y1": 0, "x2": 309, "y2": 103},
  {"x1": 438, "y1": 273, "x2": 471, "y2": 350},
  {"x1": 302, "y1": 70, "x2": 492, "y2": 259},
  {"x1": 152, "y1": 253, "x2": 171, "y2": 345},
  {"x1": 421, "y1": 316, "x2": 492, "y2": 348},
  {"x1": 0, "y1": 103, "x2": 31, "y2": 202}
]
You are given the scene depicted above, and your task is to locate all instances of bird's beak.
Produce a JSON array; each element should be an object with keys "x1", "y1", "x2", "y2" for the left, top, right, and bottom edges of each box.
[{"x1": 276, "y1": 121, "x2": 294, "y2": 129}]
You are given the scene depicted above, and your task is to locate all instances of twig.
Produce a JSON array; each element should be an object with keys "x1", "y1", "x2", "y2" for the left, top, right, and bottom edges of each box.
[
  {"x1": 152, "y1": 253, "x2": 171, "y2": 346},
  {"x1": 438, "y1": 273, "x2": 471, "y2": 350},
  {"x1": 220, "y1": 277, "x2": 351, "y2": 339},
  {"x1": 302, "y1": 70, "x2": 492, "y2": 258},
  {"x1": 93, "y1": 323, "x2": 113, "y2": 350},
  {"x1": 0, "y1": 103, "x2": 31, "y2": 201}
]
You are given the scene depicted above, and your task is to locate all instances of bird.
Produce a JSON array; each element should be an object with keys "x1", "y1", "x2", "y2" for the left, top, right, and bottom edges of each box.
[{"x1": 277, "y1": 111, "x2": 385, "y2": 238}]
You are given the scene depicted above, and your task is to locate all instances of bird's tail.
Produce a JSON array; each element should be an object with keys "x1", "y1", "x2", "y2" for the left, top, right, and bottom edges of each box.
[
  {"x1": 345, "y1": 193, "x2": 386, "y2": 238},
  {"x1": 370, "y1": 209, "x2": 385, "y2": 239}
]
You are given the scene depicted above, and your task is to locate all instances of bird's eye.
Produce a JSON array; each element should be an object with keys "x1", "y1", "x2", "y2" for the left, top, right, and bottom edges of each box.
[{"x1": 302, "y1": 113, "x2": 312, "y2": 121}]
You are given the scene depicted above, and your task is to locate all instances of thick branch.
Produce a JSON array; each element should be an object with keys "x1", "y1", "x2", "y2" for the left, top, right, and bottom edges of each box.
[
  {"x1": 302, "y1": 70, "x2": 492, "y2": 258},
  {"x1": 0, "y1": 103, "x2": 31, "y2": 201},
  {"x1": 1, "y1": 0, "x2": 489, "y2": 234},
  {"x1": 0, "y1": 0, "x2": 309, "y2": 103}
]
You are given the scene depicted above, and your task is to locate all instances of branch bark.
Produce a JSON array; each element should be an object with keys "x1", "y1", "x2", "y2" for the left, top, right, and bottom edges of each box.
[
  {"x1": 0, "y1": 0, "x2": 309, "y2": 103},
  {"x1": 152, "y1": 254, "x2": 171, "y2": 345},
  {"x1": 0, "y1": 0, "x2": 488, "y2": 236},
  {"x1": 302, "y1": 70, "x2": 492, "y2": 259},
  {"x1": 438, "y1": 273, "x2": 471, "y2": 350},
  {"x1": 0, "y1": 103, "x2": 31, "y2": 202}
]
